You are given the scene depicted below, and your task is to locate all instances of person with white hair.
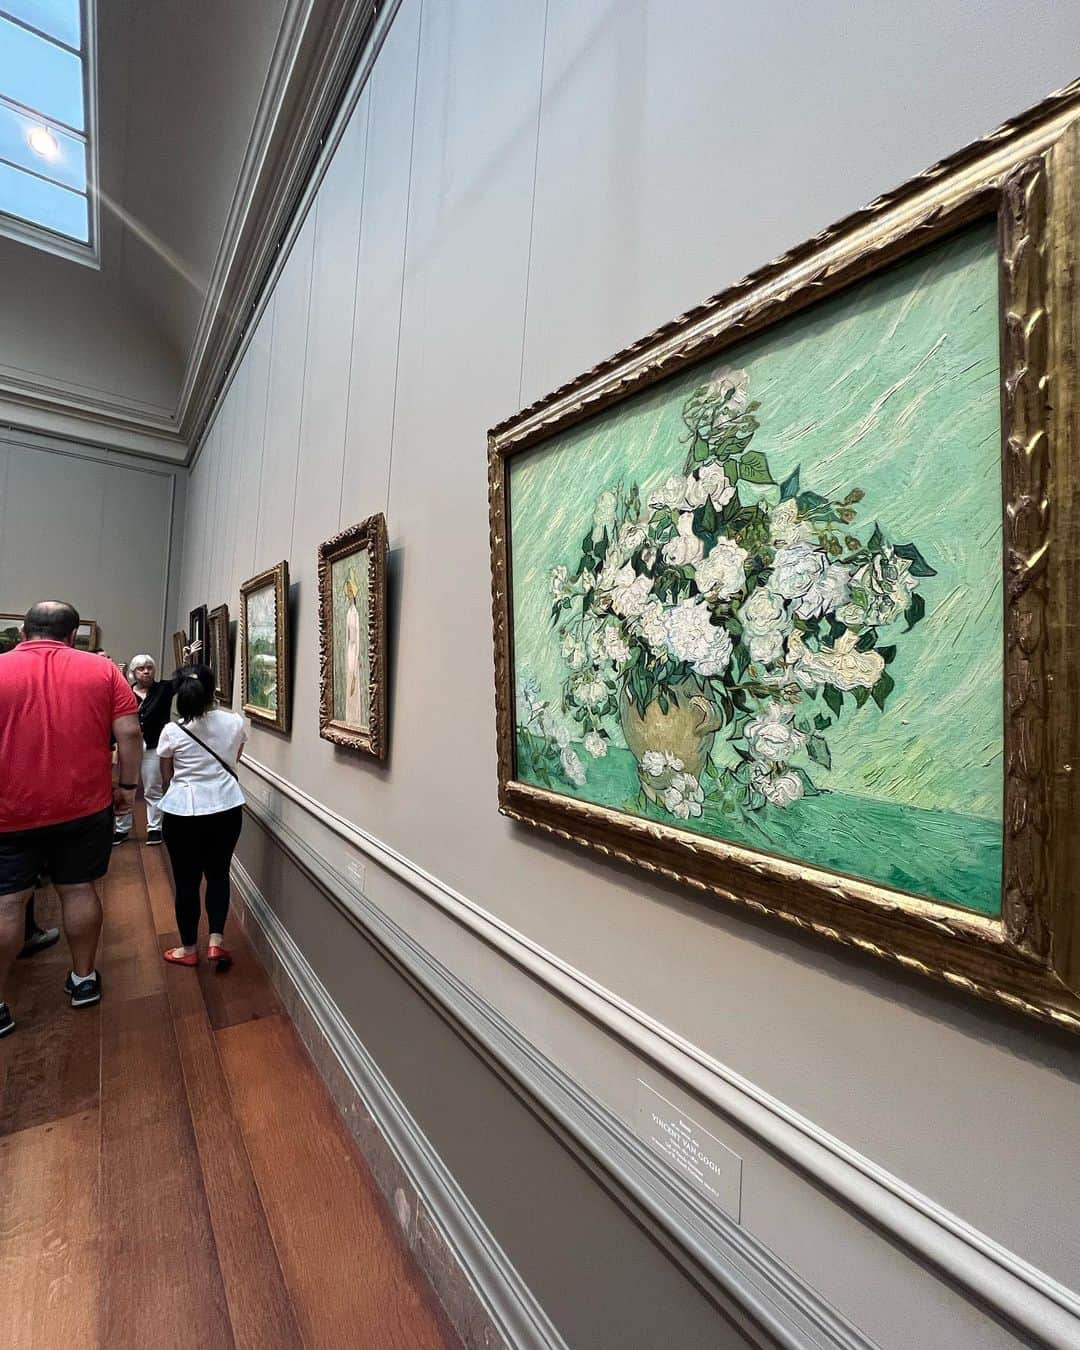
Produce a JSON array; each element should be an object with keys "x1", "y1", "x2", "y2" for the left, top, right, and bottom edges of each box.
[{"x1": 114, "y1": 653, "x2": 174, "y2": 846}]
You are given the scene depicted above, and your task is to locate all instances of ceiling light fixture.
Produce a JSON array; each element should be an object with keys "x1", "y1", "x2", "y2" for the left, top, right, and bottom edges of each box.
[{"x1": 27, "y1": 126, "x2": 60, "y2": 160}]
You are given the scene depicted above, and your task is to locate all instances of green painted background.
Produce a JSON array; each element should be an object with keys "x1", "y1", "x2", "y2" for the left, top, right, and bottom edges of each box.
[
  {"x1": 508, "y1": 222, "x2": 1003, "y2": 915},
  {"x1": 331, "y1": 550, "x2": 371, "y2": 728}
]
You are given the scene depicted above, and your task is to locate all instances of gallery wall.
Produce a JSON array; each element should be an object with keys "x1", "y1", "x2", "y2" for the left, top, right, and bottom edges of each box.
[
  {"x1": 177, "y1": 2, "x2": 1080, "y2": 1345},
  {"x1": 0, "y1": 428, "x2": 183, "y2": 666}
]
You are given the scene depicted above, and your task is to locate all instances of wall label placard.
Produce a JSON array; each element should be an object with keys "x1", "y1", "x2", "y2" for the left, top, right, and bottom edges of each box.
[{"x1": 636, "y1": 1080, "x2": 742, "y2": 1220}]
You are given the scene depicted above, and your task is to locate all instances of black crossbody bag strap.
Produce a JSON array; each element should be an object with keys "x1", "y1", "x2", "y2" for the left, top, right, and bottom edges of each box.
[{"x1": 177, "y1": 723, "x2": 239, "y2": 781}]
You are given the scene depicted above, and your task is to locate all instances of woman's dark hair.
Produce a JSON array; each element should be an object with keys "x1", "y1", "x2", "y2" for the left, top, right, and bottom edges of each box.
[{"x1": 173, "y1": 664, "x2": 215, "y2": 719}]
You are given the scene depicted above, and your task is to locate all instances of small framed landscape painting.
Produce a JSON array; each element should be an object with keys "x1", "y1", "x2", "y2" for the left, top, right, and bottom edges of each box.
[
  {"x1": 0, "y1": 614, "x2": 98, "y2": 654},
  {"x1": 188, "y1": 605, "x2": 209, "y2": 663},
  {"x1": 240, "y1": 561, "x2": 290, "y2": 733},
  {"x1": 208, "y1": 604, "x2": 233, "y2": 705},
  {"x1": 488, "y1": 87, "x2": 1080, "y2": 1030},
  {"x1": 317, "y1": 513, "x2": 388, "y2": 757}
]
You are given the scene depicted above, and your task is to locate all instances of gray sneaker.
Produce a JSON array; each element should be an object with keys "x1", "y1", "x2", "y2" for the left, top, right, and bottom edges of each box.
[{"x1": 64, "y1": 972, "x2": 102, "y2": 1008}]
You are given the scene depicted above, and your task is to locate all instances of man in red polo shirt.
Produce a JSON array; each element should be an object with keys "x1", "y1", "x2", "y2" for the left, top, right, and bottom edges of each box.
[{"x1": 0, "y1": 601, "x2": 142, "y2": 1036}]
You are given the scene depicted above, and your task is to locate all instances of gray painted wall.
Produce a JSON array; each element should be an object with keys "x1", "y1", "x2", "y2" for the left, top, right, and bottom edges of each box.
[
  {"x1": 0, "y1": 429, "x2": 182, "y2": 667},
  {"x1": 179, "y1": 2, "x2": 1080, "y2": 1345}
]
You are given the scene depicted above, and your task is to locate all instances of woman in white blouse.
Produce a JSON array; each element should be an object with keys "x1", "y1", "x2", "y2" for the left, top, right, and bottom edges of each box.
[{"x1": 157, "y1": 665, "x2": 248, "y2": 967}]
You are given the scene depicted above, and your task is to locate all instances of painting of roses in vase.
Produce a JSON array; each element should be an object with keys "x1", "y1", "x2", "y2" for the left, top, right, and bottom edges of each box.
[{"x1": 508, "y1": 222, "x2": 1004, "y2": 916}]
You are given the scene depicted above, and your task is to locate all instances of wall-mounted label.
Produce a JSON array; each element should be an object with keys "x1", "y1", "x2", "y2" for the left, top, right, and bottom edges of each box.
[
  {"x1": 636, "y1": 1080, "x2": 742, "y2": 1220},
  {"x1": 347, "y1": 859, "x2": 366, "y2": 891}
]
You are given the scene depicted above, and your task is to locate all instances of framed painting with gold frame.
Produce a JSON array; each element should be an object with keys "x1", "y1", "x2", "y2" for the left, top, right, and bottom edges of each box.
[
  {"x1": 239, "y1": 561, "x2": 291, "y2": 733},
  {"x1": 487, "y1": 84, "x2": 1080, "y2": 1031},
  {"x1": 171, "y1": 629, "x2": 188, "y2": 670},
  {"x1": 208, "y1": 603, "x2": 233, "y2": 705},
  {"x1": 0, "y1": 614, "x2": 99, "y2": 654},
  {"x1": 317, "y1": 513, "x2": 388, "y2": 758}
]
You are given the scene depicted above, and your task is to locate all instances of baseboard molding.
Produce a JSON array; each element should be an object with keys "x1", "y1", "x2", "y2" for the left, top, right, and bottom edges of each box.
[
  {"x1": 236, "y1": 801, "x2": 878, "y2": 1350},
  {"x1": 231, "y1": 857, "x2": 566, "y2": 1350},
  {"x1": 238, "y1": 756, "x2": 1080, "y2": 1350}
]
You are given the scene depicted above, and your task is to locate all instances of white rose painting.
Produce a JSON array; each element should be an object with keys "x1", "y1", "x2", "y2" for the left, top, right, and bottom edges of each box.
[{"x1": 508, "y1": 222, "x2": 1004, "y2": 917}]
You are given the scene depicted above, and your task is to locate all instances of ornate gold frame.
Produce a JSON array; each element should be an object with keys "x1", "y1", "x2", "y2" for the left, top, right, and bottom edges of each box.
[
  {"x1": 208, "y1": 603, "x2": 233, "y2": 705},
  {"x1": 487, "y1": 83, "x2": 1080, "y2": 1031},
  {"x1": 317, "y1": 512, "x2": 388, "y2": 759},
  {"x1": 239, "y1": 561, "x2": 291, "y2": 734},
  {"x1": 171, "y1": 629, "x2": 187, "y2": 671},
  {"x1": 0, "y1": 614, "x2": 98, "y2": 653}
]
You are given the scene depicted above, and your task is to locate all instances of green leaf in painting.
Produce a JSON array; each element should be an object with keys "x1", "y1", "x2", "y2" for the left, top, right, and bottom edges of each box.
[
  {"x1": 823, "y1": 684, "x2": 843, "y2": 717},
  {"x1": 867, "y1": 522, "x2": 885, "y2": 552},
  {"x1": 904, "y1": 592, "x2": 926, "y2": 631},
  {"x1": 877, "y1": 644, "x2": 897, "y2": 664},
  {"x1": 779, "y1": 465, "x2": 800, "y2": 501},
  {"x1": 871, "y1": 669, "x2": 895, "y2": 711},
  {"x1": 698, "y1": 498, "x2": 717, "y2": 534},
  {"x1": 813, "y1": 712, "x2": 832, "y2": 731},
  {"x1": 796, "y1": 490, "x2": 829, "y2": 513},
  {"x1": 793, "y1": 767, "x2": 821, "y2": 797},
  {"x1": 852, "y1": 685, "x2": 871, "y2": 708},
  {"x1": 738, "y1": 450, "x2": 774, "y2": 484},
  {"x1": 692, "y1": 435, "x2": 712, "y2": 462},
  {"x1": 854, "y1": 628, "x2": 878, "y2": 653},
  {"x1": 807, "y1": 734, "x2": 832, "y2": 770},
  {"x1": 892, "y1": 541, "x2": 937, "y2": 577}
]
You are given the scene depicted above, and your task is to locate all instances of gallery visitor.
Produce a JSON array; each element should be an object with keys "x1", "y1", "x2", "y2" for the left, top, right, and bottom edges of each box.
[
  {"x1": 0, "y1": 601, "x2": 142, "y2": 1036},
  {"x1": 157, "y1": 664, "x2": 248, "y2": 968},
  {"x1": 114, "y1": 653, "x2": 174, "y2": 847}
]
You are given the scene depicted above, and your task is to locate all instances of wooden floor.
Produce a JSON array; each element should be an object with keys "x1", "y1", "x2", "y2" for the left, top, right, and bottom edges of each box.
[{"x1": 0, "y1": 827, "x2": 461, "y2": 1350}]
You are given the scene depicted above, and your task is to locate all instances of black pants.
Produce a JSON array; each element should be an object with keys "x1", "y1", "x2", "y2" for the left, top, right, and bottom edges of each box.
[{"x1": 162, "y1": 808, "x2": 243, "y2": 947}]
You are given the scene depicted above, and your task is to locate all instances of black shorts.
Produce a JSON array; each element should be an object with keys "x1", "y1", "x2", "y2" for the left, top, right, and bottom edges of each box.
[{"x1": 0, "y1": 807, "x2": 114, "y2": 897}]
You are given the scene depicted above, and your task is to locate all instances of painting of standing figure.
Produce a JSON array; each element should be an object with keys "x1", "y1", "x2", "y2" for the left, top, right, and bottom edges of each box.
[
  {"x1": 318, "y1": 513, "x2": 388, "y2": 758},
  {"x1": 240, "y1": 561, "x2": 290, "y2": 733}
]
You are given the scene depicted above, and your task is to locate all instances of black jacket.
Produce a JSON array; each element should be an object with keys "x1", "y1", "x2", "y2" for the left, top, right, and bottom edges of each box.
[{"x1": 137, "y1": 681, "x2": 174, "y2": 749}]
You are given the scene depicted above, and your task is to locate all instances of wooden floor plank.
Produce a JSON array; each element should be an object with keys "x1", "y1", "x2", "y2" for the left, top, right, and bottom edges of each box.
[
  {"x1": 218, "y1": 1014, "x2": 460, "y2": 1350},
  {"x1": 173, "y1": 1009, "x2": 303, "y2": 1350},
  {"x1": 0, "y1": 1107, "x2": 101, "y2": 1349},
  {"x1": 99, "y1": 843, "x2": 165, "y2": 1004},
  {"x1": 0, "y1": 890, "x2": 100, "y2": 1137},
  {"x1": 100, "y1": 992, "x2": 235, "y2": 1350}
]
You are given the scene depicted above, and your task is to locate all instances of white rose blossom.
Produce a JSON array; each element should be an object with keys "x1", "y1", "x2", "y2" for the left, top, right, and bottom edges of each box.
[
  {"x1": 616, "y1": 521, "x2": 648, "y2": 556},
  {"x1": 649, "y1": 462, "x2": 734, "y2": 514},
  {"x1": 561, "y1": 632, "x2": 587, "y2": 670},
  {"x1": 745, "y1": 701, "x2": 807, "y2": 764},
  {"x1": 601, "y1": 622, "x2": 631, "y2": 664},
  {"x1": 752, "y1": 765, "x2": 804, "y2": 808},
  {"x1": 738, "y1": 588, "x2": 790, "y2": 665},
  {"x1": 788, "y1": 629, "x2": 885, "y2": 692},
  {"x1": 606, "y1": 563, "x2": 653, "y2": 619},
  {"x1": 749, "y1": 629, "x2": 786, "y2": 665},
  {"x1": 549, "y1": 565, "x2": 574, "y2": 600},
  {"x1": 702, "y1": 367, "x2": 749, "y2": 417},
  {"x1": 791, "y1": 562, "x2": 852, "y2": 621},
  {"x1": 572, "y1": 673, "x2": 610, "y2": 709},
  {"x1": 838, "y1": 548, "x2": 918, "y2": 628},
  {"x1": 662, "y1": 513, "x2": 706, "y2": 567},
  {"x1": 642, "y1": 750, "x2": 684, "y2": 778},
  {"x1": 694, "y1": 536, "x2": 748, "y2": 600},
  {"x1": 769, "y1": 541, "x2": 830, "y2": 601},
  {"x1": 560, "y1": 747, "x2": 587, "y2": 787},
  {"x1": 768, "y1": 499, "x2": 812, "y2": 547},
  {"x1": 583, "y1": 730, "x2": 607, "y2": 759},
  {"x1": 663, "y1": 599, "x2": 733, "y2": 676},
  {"x1": 632, "y1": 599, "x2": 669, "y2": 655},
  {"x1": 661, "y1": 771, "x2": 705, "y2": 820}
]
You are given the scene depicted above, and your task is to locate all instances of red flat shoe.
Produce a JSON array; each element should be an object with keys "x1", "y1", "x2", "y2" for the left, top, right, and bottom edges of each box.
[
  {"x1": 163, "y1": 947, "x2": 198, "y2": 966},
  {"x1": 207, "y1": 945, "x2": 232, "y2": 968}
]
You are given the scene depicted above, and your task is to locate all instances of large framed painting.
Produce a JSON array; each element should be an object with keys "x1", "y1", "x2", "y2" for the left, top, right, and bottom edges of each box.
[
  {"x1": 317, "y1": 513, "x2": 388, "y2": 757},
  {"x1": 239, "y1": 561, "x2": 290, "y2": 733},
  {"x1": 0, "y1": 614, "x2": 98, "y2": 654},
  {"x1": 188, "y1": 605, "x2": 209, "y2": 664},
  {"x1": 488, "y1": 87, "x2": 1080, "y2": 1031},
  {"x1": 208, "y1": 603, "x2": 233, "y2": 705}
]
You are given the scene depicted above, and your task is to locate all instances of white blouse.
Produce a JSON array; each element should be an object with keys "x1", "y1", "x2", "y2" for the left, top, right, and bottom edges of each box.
[{"x1": 157, "y1": 710, "x2": 248, "y2": 816}]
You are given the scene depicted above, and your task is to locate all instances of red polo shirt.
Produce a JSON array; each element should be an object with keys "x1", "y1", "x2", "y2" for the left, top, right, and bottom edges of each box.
[{"x1": 0, "y1": 640, "x2": 137, "y2": 831}]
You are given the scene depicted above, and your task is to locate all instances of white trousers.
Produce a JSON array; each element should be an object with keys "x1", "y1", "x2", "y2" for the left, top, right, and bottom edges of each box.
[{"x1": 116, "y1": 743, "x2": 164, "y2": 834}]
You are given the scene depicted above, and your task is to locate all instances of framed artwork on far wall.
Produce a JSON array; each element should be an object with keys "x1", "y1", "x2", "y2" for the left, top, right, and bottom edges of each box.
[
  {"x1": 317, "y1": 513, "x2": 388, "y2": 758},
  {"x1": 208, "y1": 604, "x2": 233, "y2": 704},
  {"x1": 487, "y1": 85, "x2": 1080, "y2": 1032},
  {"x1": 172, "y1": 629, "x2": 188, "y2": 671},
  {"x1": 188, "y1": 605, "x2": 209, "y2": 663},
  {"x1": 0, "y1": 614, "x2": 99, "y2": 655},
  {"x1": 240, "y1": 561, "x2": 291, "y2": 733}
]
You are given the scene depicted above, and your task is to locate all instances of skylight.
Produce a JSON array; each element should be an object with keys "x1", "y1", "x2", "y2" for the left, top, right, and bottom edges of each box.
[{"x1": 0, "y1": 0, "x2": 97, "y2": 262}]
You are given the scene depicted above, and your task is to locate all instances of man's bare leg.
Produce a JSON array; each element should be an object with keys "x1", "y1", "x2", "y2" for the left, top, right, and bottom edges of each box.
[
  {"x1": 0, "y1": 889, "x2": 31, "y2": 1006},
  {"x1": 56, "y1": 881, "x2": 102, "y2": 978}
]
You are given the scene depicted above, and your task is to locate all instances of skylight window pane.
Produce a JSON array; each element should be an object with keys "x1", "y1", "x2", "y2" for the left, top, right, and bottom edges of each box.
[
  {"x1": 0, "y1": 159, "x2": 86, "y2": 239},
  {"x1": 0, "y1": 1, "x2": 80, "y2": 50},
  {"x1": 0, "y1": 102, "x2": 85, "y2": 189},
  {"x1": 0, "y1": 15, "x2": 84, "y2": 130}
]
